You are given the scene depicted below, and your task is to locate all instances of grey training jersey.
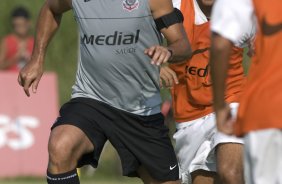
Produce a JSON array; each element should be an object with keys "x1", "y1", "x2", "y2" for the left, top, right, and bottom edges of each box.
[{"x1": 71, "y1": 0, "x2": 163, "y2": 115}]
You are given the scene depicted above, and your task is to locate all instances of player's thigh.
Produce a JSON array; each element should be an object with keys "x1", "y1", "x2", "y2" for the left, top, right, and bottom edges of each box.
[
  {"x1": 216, "y1": 143, "x2": 243, "y2": 174},
  {"x1": 191, "y1": 170, "x2": 220, "y2": 184},
  {"x1": 138, "y1": 166, "x2": 181, "y2": 184},
  {"x1": 48, "y1": 124, "x2": 94, "y2": 159},
  {"x1": 174, "y1": 115, "x2": 215, "y2": 173}
]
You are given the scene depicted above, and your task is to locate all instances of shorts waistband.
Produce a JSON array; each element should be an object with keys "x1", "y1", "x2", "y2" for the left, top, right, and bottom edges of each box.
[
  {"x1": 175, "y1": 113, "x2": 214, "y2": 130},
  {"x1": 175, "y1": 102, "x2": 239, "y2": 130}
]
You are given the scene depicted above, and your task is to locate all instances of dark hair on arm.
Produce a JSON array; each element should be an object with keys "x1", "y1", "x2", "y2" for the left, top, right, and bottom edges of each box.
[{"x1": 11, "y1": 6, "x2": 31, "y2": 19}]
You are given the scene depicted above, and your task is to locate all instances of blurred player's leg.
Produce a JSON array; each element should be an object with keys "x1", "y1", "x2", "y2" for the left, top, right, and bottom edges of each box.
[
  {"x1": 216, "y1": 143, "x2": 244, "y2": 184},
  {"x1": 244, "y1": 129, "x2": 282, "y2": 184},
  {"x1": 47, "y1": 125, "x2": 94, "y2": 184}
]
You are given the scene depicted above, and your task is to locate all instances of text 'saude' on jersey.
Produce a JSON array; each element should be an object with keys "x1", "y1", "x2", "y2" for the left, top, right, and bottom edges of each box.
[
  {"x1": 71, "y1": 0, "x2": 163, "y2": 116},
  {"x1": 236, "y1": 0, "x2": 282, "y2": 136},
  {"x1": 170, "y1": 0, "x2": 245, "y2": 122}
]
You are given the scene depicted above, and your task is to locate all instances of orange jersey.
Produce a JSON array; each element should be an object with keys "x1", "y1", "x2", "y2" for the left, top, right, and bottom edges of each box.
[
  {"x1": 170, "y1": 0, "x2": 245, "y2": 122},
  {"x1": 236, "y1": 0, "x2": 282, "y2": 136}
]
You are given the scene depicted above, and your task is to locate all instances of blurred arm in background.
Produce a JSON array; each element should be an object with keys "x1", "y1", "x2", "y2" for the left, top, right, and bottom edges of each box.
[{"x1": 210, "y1": 0, "x2": 255, "y2": 134}]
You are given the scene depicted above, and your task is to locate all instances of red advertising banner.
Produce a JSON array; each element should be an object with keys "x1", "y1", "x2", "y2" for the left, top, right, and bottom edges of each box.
[{"x1": 0, "y1": 72, "x2": 58, "y2": 177}]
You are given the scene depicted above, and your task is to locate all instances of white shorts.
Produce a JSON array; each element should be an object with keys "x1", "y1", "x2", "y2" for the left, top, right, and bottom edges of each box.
[
  {"x1": 173, "y1": 103, "x2": 243, "y2": 183},
  {"x1": 244, "y1": 129, "x2": 282, "y2": 184}
]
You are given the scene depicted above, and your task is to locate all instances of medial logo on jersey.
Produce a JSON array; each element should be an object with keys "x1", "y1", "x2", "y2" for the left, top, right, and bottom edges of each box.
[
  {"x1": 123, "y1": 0, "x2": 139, "y2": 12},
  {"x1": 81, "y1": 30, "x2": 140, "y2": 46},
  {"x1": 81, "y1": 30, "x2": 140, "y2": 55}
]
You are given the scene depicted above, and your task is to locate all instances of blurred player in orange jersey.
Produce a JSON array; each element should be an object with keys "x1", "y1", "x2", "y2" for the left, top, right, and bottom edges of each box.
[
  {"x1": 211, "y1": 0, "x2": 282, "y2": 183},
  {"x1": 160, "y1": 0, "x2": 255, "y2": 183}
]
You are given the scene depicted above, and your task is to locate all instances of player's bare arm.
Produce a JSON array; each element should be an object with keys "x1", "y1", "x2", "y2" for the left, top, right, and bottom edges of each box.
[
  {"x1": 145, "y1": 0, "x2": 192, "y2": 65},
  {"x1": 18, "y1": 0, "x2": 72, "y2": 97},
  {"x1": 210, "y1": 33, "x2": 234, "y2": 135}
]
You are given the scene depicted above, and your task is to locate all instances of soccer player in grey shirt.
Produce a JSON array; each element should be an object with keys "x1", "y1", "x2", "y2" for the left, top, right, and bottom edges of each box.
[{"x1": 18, "y1": 0, "x2": 192, "y2": 183}]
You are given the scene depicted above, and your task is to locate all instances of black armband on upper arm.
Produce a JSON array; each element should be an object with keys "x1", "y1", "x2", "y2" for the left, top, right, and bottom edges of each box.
[{"x1": 154, "y1": 8, "x2": 184, "y2": 31}]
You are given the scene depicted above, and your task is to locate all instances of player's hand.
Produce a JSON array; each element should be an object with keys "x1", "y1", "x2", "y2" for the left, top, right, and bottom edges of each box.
[
  {"x1": 144, "y1": 45, "x2": 172, "y2": 66},
  {"x1": 215, "y1": 104, "x2": 235, "y2": 135},
  {"x1": 161, "y1": 100, "x2": 171, "y2": 117},
  {"x1": 160, "y1": 66, "x2": 178, "y2": 88},
  {"x1": 18, "y1": 55, "x2": 44, "y2": 97}
]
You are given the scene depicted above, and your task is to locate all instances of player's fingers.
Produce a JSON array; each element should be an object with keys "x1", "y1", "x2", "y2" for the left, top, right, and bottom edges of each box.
[
  {"x1": 23, "y1": 79, "x2": 33, "y2": 97},
  {"x1": 18, "y1": 74, "x2": 23, "y2": 87},
  {"x1": 144, "y1": 48, "x2": 149, "y2": 55},
  {"x1": 165, "y1": 72, "x2": 174, "y2": 87},
  {"x1": 159, "y1": 78, "x2": 163, "y2": 88},
  {"x1": 148, "y1": 46, "x2": 157, "y2": 56},
  {"x1": 163, "y1": 52, "x2": 171, "y2": 64},
  {"x1": 156, "y1": 51, "x2": 167, "y2": 66},
  {"x1": 32, "y1": 77, "x2": 41, "y2": 94},
  {"x1": 220, "y1": 112, "x2": 234, "y2": 135},
  {"x1": 165, "y1": 76, "x2": 172, "y2": 87},
  {"x1": 167, "y1": 69, "x2": 179, "y2": 84},
  {"x1": 156, "y1": 47, "x2": 171, "y2": 65},
  {"x1": 144, "y1": 46, "x2": 156, "y2": 57},
  {"x1": 151, "y1": 48, "x2": 162, "y2": 65},
  {"x1": 218, "y1": 123, "x2": 232, "y2": 135},
  {"x1": 162, "y1": 71, "x2": 174, "y2": 87},
  {"x1": 225, "y1": 123, "x2": 235, "y2": 135}
]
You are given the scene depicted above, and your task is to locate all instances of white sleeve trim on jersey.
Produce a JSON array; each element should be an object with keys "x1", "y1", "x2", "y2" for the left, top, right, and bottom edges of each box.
[
  {"x1": 193, "y1": 0, "x2": 208, "y2": 25},
  {"x1": 173, "y1": 0, "x2": 181, "y2": 10},
  {"x1": 172, "y1": 0, "x2": 209, "y2": 25},
  {"x1": 210, "y1": 0, "x2": 255, "y2": 48}
]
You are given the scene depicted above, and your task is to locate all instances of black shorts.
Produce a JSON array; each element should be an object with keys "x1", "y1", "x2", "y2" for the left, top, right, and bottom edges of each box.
[{"x1": 52, "y1": 97, "x2": 179, "y2": 181}]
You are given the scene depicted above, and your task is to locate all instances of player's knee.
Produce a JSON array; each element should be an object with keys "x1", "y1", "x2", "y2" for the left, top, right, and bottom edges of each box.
[
  {"x1": 218, "y1": 166, "x2": 243, "y2": 184},
  {"x1": 48, "y1": 134, "x2": 77, "y2": 167}
]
